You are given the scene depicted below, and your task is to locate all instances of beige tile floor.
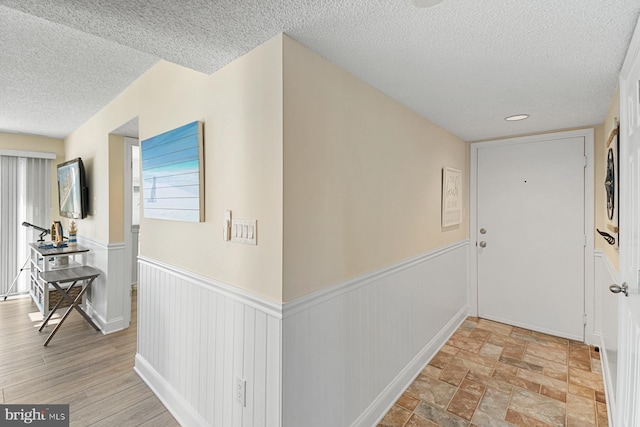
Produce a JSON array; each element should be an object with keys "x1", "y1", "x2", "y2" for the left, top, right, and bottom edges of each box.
[{"x1": 379, "y1": 317, "x2": 607, "y2": 427}]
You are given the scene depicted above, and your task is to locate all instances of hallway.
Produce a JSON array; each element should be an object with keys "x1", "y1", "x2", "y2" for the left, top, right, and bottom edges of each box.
[{"x1": 379, "y1": 317, "x2": 607, "y2": 427}]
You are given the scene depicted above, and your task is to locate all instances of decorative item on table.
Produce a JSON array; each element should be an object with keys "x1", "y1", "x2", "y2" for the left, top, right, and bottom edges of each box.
[
  {"x1": 22, "y1": 221, "x2": 50, "y2": 243},
  {"x1": 68, "y1": 221, "x2": 77, "y2": 248},
  {"x1": 51, "y1": 221, "x2": 64, "y2": 247}
]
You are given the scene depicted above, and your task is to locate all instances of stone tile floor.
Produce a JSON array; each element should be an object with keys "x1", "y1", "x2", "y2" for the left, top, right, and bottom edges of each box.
[{"x1": 379, "y1": 317, "x2": 607, "y2": 427}]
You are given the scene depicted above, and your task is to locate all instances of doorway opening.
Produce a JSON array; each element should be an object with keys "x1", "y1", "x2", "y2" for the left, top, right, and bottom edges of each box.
[{"x1": 111, "y1": 117, "x2": 140, "y2": 329}]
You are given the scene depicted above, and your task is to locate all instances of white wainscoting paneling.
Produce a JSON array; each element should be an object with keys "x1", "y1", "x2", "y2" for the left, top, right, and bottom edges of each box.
[
  {"x1": 135, "y1": 257, "x2": 282, "y2": 427},
  {"x1": 77, "y1": 236, "x2": 128, "y2": 334},
  {"x1": 137, "y1": 241, "x2": 469, "y2": 427},
  {"x1": 594, "y1": 250, "x2": 619, "y2": 427},
  {"x1": 282, "y1": 240, "x2": 470, "y2": 427}
]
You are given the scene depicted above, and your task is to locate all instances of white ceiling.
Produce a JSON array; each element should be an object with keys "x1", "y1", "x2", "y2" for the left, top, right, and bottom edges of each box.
[{"x1": 1, "y1": 0, "x2": 639, "y2": 142}]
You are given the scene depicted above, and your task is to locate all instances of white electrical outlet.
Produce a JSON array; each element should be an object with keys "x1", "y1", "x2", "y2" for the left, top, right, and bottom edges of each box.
[{"x1": 235, "y1": 377, "x2": 246, "y2": 406}]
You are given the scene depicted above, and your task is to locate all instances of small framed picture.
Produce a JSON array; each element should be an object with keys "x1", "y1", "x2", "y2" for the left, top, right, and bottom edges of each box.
[{"x1": 442, "y1": 167, "x2": 462, "y2": 227}]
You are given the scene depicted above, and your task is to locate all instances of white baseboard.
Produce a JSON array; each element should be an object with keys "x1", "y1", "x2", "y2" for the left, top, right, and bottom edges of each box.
[
  {"x1": 84, "y1": 300, "x2": 125, "y2": 334},
  {"x1": 597, "y1": 333, "x2": 616, "y2": 427},
  {"x1": 135, "y1": 354, "x2": 209, "y2": 427},
  {"x1": 355, "y1": 305, "x2": 469, "y2": 427}
]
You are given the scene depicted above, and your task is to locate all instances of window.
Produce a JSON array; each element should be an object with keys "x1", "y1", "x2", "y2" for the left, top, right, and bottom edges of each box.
[{"x1": 0, "y1": 154, "x2": 52, "y2": 296}]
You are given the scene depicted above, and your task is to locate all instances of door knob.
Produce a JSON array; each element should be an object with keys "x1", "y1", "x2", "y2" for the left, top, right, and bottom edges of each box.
[
  {"x1": 479, "y1": 241, "x2": 487, "y2": 248},
  {"x1": 609, "y1": 283, "x2": 629, "y2": 297},
  {"x1": 480, "y1": 228, "x2": 487, "y2": 234}
]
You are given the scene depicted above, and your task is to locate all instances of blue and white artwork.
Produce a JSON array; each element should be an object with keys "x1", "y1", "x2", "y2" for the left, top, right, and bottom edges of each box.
[{"x1": 141, "y1": 121, "x2": 204, "y2": 222}]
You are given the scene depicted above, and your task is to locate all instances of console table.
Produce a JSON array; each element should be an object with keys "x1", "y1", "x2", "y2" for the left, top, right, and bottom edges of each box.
[{"x1": 29, "y1": 243, "x2": 90, "y2": 318}]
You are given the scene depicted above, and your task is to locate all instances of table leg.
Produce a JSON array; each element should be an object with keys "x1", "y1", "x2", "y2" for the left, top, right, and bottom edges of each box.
[
  {"x1": 38, "y1": 280, "x2": 79, "y2": 331},
  {"x1": 42, "y1": 276, "x2": 100, "y2": 346},
  {"x1": 43, "y1": 304, "x2": 75, "y2": 346},
  {"x1": 70, "y1": 277, "x2": 100, "y2": 331},
  {"x1": 39, "y1": 293, "x2": 64, "y2": 332}
]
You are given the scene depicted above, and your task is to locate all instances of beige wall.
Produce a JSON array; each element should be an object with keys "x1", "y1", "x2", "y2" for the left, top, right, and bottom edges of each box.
[
  {"x1": 64, "y1": 79, "x2": 141, "y2": 243},
  {"x1": 62, "y1": 33, "x2": 471, "y2": 302},
  {"x1": 139, "y1": 35, "x2": 284, "y2": 301},
  {"x1": 595, "y1": 89, "x2": 620, "y2": 269},
  {"x1": 0, "y1": 132, "x2": 65, "y2": 223},
  {"x1": 282, "y1": 36, "x2": 470, "y2": 301},
  {"x1": 65, "y1": 36, "x2": 284, "y2": 302}
]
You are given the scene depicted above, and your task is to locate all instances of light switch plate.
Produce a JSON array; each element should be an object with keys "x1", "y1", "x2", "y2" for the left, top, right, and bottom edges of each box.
[{"x1": 231, "y1": 219, "x2": 257, "y2": 245}]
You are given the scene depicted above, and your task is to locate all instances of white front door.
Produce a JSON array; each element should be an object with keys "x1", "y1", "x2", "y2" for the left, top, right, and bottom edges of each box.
[
  {"x1": 615, "y1": 16, "x2": 640, "y2": 426},
  {"x1": 474, "y1": 132, "x2": 590, "y2": 341}
]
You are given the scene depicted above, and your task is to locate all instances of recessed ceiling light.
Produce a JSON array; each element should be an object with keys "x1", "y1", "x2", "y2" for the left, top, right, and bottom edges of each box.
[
  {"x1": 505, "y1": 114, "x2": 529, "y2": 121},
  {"x1": 412, "y1": 0, "x2": 445, "y2": 7}
]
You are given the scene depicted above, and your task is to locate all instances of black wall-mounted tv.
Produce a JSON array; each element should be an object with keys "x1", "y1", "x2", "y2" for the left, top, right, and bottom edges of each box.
[{"x1": 57, "y1": 157, "x2": 89, "y2": 219}]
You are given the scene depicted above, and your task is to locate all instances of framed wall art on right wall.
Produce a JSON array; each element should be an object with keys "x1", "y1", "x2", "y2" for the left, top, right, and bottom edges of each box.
[
  {"x1": 442, "y1": 166, "x2": 462, "y2": 228},
  {"x1": 604, "y1": 123, "x2": 619, "y2": 248}
]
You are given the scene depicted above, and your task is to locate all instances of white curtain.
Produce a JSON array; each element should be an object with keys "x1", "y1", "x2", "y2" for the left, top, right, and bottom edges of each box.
[{"x1": 0, "y1": 155, "x2": 51, "y2": 296}]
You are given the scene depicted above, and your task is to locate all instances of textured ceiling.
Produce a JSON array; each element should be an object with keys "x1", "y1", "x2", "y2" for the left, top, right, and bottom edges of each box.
[
  {"x1": 0, "y1": 6, "x2": 158, "y2": 139},
  {"x1": 1, "y1": 0, "x2": 639, "y2": 141}
]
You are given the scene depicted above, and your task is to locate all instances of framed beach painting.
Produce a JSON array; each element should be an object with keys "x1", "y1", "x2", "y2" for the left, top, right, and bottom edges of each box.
[{"x1": 141, "y1": 121, "x2": 204, "y2": 222}]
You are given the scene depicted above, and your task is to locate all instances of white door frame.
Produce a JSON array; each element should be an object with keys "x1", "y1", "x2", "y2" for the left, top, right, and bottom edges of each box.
[
  {"x1": 123, "y1": 136, "x2": 139, "y2": 328},
  {"x1": 469, "y1": 129, "x2": 595, "y2": 343}
]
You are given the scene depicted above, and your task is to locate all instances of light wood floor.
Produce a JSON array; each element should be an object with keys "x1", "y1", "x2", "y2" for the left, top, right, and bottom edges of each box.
[{"x1": 0, "y1": 291, "x2": 179, "y2": 427}]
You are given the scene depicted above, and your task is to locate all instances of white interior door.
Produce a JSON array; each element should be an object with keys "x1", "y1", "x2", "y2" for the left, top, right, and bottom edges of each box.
[
  {"x1": 476, "y1": 135, "x2": 586, "y2": 341},
  {"x1": 614, "y1": 16, "x2": 640, "y2": 425}
]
